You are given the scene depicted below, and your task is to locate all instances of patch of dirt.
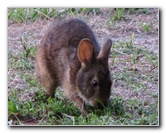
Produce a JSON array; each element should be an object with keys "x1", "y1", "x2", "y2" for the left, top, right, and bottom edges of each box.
[
  {"x1": 88, "y1": 8, "x2": 158, "y2": 54},
  {"x1": 9, "y1": 114, "x2": 39, "y2": 125},
  {"x1": 8, "y1": 19, "x2": 51, "y2": 54}
]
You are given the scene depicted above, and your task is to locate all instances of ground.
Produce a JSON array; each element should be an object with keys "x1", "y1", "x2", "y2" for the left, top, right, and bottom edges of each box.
[{"x1": 8, "y1": 8, "x2": 159, "y2": 125}]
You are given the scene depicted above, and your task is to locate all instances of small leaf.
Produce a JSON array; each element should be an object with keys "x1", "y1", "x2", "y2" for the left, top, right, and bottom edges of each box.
[
  {"x1": 131, "y1": 32, "x2": 135, "y2": 39},
  {"x1": 26, "y1": 49, "x2": 31, "y2": 57}
]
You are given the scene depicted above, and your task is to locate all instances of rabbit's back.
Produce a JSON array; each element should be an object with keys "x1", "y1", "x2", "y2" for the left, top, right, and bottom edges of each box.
[
  {"x1": 36, "y1": 18, "x2": 100, "y2": 85},
  {"x1": 41, "y1": 18, "x2": 100, "y2": 51}
]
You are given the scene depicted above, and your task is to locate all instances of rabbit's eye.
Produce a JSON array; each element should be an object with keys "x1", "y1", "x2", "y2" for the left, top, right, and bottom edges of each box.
[{"x1": 92, "y1": 80, "x2": 98, "y2": 87}]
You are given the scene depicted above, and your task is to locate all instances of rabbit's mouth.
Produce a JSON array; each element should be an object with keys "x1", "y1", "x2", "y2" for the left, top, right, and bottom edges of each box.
[
  {"x1": 76, "y1": 87, "x2": 102, "y2": 108},
  {"x1": 77, "y1": 91, "x2": 107, "y2": 111},
  {"x1": 77, "y1": 91, "x2": 101, "y2": 108}
]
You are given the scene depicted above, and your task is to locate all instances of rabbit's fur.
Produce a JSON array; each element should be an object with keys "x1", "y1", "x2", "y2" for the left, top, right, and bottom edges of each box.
[{"x1": 36, "y1": 18, "x2": 112, "y2": 115}]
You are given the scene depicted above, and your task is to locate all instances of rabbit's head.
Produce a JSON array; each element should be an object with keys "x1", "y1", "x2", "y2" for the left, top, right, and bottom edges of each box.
[{"x1": 76, "y1": 38, "x2": 112, "y2": 109}]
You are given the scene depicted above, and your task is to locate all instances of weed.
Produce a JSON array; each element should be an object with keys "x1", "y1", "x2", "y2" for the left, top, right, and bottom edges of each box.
[
  {"x1": 82, "y1": 8, "x2": 101, "y2": 16},
  {"x1": 8, "y1": 8, "x2": 61, "y2": 23},
  {"x1": 128, "y1": 8, "x2": 150, "y2": 14},
  {"x1": 111, "y1": 53, "x2": 116, "y2": 67},
  {"x1": 8, "y1": 93, "x2": 20, "y2": 114},
  {"x1": 113, "y1": 8, "x2": 125, "y2": 21},
  {"x1": 20, "y1": 34, "x2": 36, "y2": 59},
  {"x1": 126, "y1": 32, "x2": 134, "y2": 48},
  {"x1": 8, "y1": 8, "x2": 27, "y2": 23},
  {"x1": 107, "y1": 10, "x2": 115, "y2": 29},
  {"x1": 35, "y1": 8, "x2": 57, "y2": 19},
  {"x1": 144, "y1": 51, "x2": 158, "y2": 67},
  {"x1": 69, "y1": 8, "x2": 101, "y2": 16},
  {"x1": 137, "y1": 20, "x2": 153, "y2": 33},
  {"x1": 110, "y1": 96, "x2": 124, "y2": 116},
  {"x1": 8, "y1": 8, "x2": 101, "y2": 24},
  {"x1": 142, "y1": 23, "x2": 151, "y2": 33}
]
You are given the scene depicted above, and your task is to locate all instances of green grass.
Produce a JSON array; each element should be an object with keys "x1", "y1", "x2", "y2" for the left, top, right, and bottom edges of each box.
[
  {"x1": 113, "y1": 8, "x2": 125, "y2": 21},
  {"x1": 137, "y1": 20, "x2": 153, "y2": 33},
  {"x1": 8, "y1": 8, "x2": 102, "y2": 24},
  {"x1": 106, "y1": 8, "x2": 125, "y2": 29},
  {"x1": 106, "y1": 8, "x2": 151, "y2": 30},
  {"x1": 8, "y1": 8, "x2": 149, "y2": 24},
  {"x1": 8, "y1": 8, "x2": 63, "y2": 23},
  {"x1": 8, "y1": 8, "x2": 158, "y2": 126},
  {"x1": 8, "y1": 87, "x2": 158, "y2": 125},
  {"x1": 128, "y1": 8, "x2": 150, "y2": 14}
]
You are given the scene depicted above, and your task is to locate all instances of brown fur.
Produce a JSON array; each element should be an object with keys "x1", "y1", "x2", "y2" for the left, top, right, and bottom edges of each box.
[{"x1": 36, "y1": 18, "x2": 112, "y2": 115}]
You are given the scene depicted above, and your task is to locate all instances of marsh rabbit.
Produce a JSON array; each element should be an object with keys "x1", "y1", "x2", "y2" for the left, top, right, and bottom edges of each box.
[{"x1": 36, "y1": 18, "x2": 112, "y2": 115}]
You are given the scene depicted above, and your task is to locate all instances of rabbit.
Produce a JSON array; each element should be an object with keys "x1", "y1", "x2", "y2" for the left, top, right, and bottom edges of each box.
[{"x1": 35, "y1": 18, "x2": 112, "y2": 115}]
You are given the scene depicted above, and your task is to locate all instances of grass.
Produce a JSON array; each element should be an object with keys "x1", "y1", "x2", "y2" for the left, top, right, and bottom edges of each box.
[
  {"x1": 113, "y1": 8, "x2": 125, "y2": 21},
  {"x1": 8, "y1": 87, "x2": 158, "y2": 125},
  {"x1": 137, "y1": 20, "x2": 153, "y2": 33},
  {"x1": 106, "y1": 8, "x2": 151, "y2": 30},
  {"x1": 8, "y1": 8, "x2": 102, "y2": 24},
  {"x1": 106, "y1": 8, "x2": 125, "y2": 29},
  {"x1": 8, "y1": 8, "x2": 63, "y2": 23},
  {"x1": 128, "y1": 8, "x2": 150, "y2": 14},
  {"x1": 8, "y1": 8, "x2": 158, "y2": 126}
]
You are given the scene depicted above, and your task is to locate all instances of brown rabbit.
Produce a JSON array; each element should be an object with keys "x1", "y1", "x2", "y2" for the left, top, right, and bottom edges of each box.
[{"x1": 36, "y1": 18, "x2": 112, "y2": 115}]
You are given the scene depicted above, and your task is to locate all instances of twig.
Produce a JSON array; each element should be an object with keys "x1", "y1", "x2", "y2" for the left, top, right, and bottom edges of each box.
[
  {"x1": 62, "y1": 113, "x2": 75, "y2": 125},
  {"x1": 38, "y1": 114, "x2": 47, "y2": 125},
  {"x1": 13, "y1": 113, "x2": 23, "y2": 125},
  {"x1": 35, "y1": 9, "x2": 54, "y2": 21},
  {"x1": 148, "y1": 65, "x2": 158, "y2": 72}
]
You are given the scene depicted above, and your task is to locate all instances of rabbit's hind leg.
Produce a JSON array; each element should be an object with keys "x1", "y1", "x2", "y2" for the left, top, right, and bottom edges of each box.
[{"x1": 36, "y1": 51, "x2": 58, "y2": 97}]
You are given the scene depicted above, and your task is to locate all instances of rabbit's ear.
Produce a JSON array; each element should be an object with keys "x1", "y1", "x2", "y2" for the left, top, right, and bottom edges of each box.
[
  {"x1": 97, "y1": 39, "x2": 112, "y2": 62},
  {"x1": 78, "y1": 38, "x2": 93, "y2": 65}
]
